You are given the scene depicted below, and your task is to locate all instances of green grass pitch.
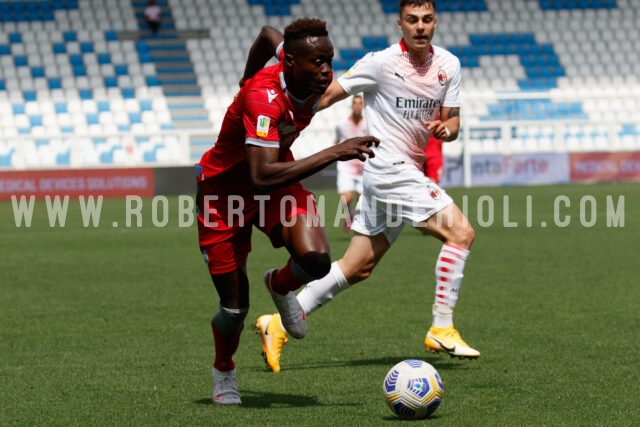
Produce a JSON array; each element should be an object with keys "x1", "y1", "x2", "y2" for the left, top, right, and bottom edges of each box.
[{"x1": 1, "y1": 182, "x2": 639, "y2": 426}]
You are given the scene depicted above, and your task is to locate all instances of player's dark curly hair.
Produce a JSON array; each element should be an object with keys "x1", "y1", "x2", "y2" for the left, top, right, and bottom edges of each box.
[
  {"x1": 399, "y1": 0, "x2": 436, "y2": 16},
  {"x1": 283, "y1": 18, "x2": 328, "y2": 52}
]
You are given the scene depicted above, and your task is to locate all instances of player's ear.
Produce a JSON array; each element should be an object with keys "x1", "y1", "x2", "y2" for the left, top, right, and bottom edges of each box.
[{"x1": 283, "y1": 52, "x2": 294, "y2": 67}]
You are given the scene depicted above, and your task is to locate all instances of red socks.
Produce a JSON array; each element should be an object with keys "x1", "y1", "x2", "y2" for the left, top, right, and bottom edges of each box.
[{"x1": 211, "y1": 321, "x2": 242, "y2": 371}]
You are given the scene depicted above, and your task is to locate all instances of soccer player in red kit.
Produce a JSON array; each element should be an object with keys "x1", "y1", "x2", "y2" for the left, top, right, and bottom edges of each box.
[{"x1": 196, "y1": 18, "x2": 379, "y2": 404}]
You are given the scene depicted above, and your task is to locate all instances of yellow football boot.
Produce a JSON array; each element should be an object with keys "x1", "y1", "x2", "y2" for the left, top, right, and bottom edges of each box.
[
  {"x1": 253, "y1": 314, "x2": 289, "y2": 372},
  {"x1": 424, "y1": 325, "x2": 480, "y2": 359}
]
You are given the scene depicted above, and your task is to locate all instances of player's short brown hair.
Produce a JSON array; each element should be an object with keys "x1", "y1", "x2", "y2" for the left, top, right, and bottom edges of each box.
[
  {"x1": 399, "y1": 0, "x2": 437, "y2": 16},
  {"x1": 283, "y1": 18, "x2": 329, "y2": 53}
]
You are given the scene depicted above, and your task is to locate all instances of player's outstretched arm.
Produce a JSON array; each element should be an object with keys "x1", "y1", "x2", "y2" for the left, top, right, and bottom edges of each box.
[
  {"x1": 317, "y1": 81, "x2": 351, "y2": 112},
  {"x1": 239, "y1": 26, "x2": 283, "y2": 87},
  {"x1": 246, "y1": 136, "x2": 379, "y2": 192}
]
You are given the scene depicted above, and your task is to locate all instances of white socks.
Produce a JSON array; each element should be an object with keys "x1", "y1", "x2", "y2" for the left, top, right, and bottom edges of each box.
[
  {"x1": 293, "y1": 246, "x2": 470, "y2": 330},
  {"x1": 432, "y1": 244, "x2": 469, "y2": 328},
  {"x1": 297, "y1": 261, "x2": 350, "y2": 315}
]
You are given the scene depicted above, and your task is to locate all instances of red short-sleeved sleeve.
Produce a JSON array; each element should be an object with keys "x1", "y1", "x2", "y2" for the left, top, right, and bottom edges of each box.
[{"x1": 242, "y1": 88, "x2": 283, "y2": 148}]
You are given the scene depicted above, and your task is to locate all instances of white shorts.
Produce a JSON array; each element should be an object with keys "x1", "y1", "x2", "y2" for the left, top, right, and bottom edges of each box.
[
  {"x1": 336, "y1": 172, "x2": 363, "y2": 195},
  {"x1": 351, "y1": 165, "x2": 453, "y2": 245}
]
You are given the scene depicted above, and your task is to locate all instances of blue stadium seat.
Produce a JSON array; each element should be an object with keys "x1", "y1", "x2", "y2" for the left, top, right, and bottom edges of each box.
[
  {"x1": 104, "y1": 77, "x2": 118, "y2": 88},
  {"x1": 29, "y1": 115, "x2": 43, "y2": 126},
  {"x1": 14, "y1": 56, "x2": 28, "y2": 67},
  {"x1": 129, "y1": 112, "x2": 142, "y2": 124},
  {"x1": 73, "y1": 66, "x2": 86, "y2": 77},
  {"x1": 79, "y1": 89, "x2": 93, "y2": 100},
  {"x1": 53, "y1": 43, "x2": 66, "y2": 54},
  {"x1": 97, "y1": 101, "x2": 110, "y2": 112},
  {"x1": 104, "y1": 30, "x2": 118, "y2": 41},
  {"x1": 145, "y1": 75, "x2": 160, "y2": 86},
  {"x1": 63, "y1": 31, "x2": 76, "y2": 42},
  {"x1": 23, "y1": 91, "x2": 36, "y2": 102},
  {"x1": 48, "y1": 78, "x2": 62, "y2": 89},
  {"x1": 97, "y1": 53, "x2": 111, "y2": 64},
  {"x1": 69, "y1": 54, "x2": 83, "y2": 67},
  {"x1": 121, "y1": 88, "x2": 135, "y2": 99},
  {"x1": 31, "y1": 67, "x2": 45, "y2": 78},
  {"x1": 56, "y1": 150, "x2": 71, "y2": 166},
  {"x1": 86, "y1": 114, "x2": 99, "y2": 125},
  {"x1": 114, "y1": 64, "x2": 128, "y2": 76},
  {"x1": 9, "y1": 32, "x2": 21, "y2": 43},
  {"x1": 139, "y1": 100, "x2": 152, "y2": 111},
  {"x1": 54, "y1": 102, "x2": 67, "y2": 114},
  {"x1": 80, "y1": 42, "x2": 94, "y2": 54}
]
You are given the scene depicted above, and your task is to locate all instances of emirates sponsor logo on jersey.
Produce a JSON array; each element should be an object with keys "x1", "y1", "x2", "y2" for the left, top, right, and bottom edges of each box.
[
  {"x1": 438, "y1": 70, "x2": 447, "y2": 86},
  {"x1": 427, "y1": 184, "x2": 442, "y2": 200},
  {"x1": 396, "y1": 97, "x2": 441, "y2": 120},
  {"x1": 257, "y1": 115, "x2": 270, "y2": 137}
]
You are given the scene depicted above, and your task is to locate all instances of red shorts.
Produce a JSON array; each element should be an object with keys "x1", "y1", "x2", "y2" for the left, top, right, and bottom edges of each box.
[{"x1": 196, "y1": 175, "x2": 318, "y2": 275}]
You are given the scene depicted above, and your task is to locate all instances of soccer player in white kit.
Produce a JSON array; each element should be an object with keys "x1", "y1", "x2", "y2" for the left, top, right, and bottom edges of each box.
[
  {"x1": 255, "y1": 0, "x2": 479, "y2": 372},
  {"x1": 334, "y1": 95, "x2": 367, "y2": 232}
]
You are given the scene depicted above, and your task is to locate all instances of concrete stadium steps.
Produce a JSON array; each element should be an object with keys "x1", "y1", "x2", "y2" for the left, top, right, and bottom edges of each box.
[
  {"x1": 167, "y1": 97, "x2": 211, "y2": 129},
  {"x1": 127, "y1": 29, "x2": 213, "y2": 131},
  {"x1": 131, "y1": 0, "x2": 175, "y2": 36},
  {"x1": 189, "y1": 134, "x2": 216, "y2": 162}
]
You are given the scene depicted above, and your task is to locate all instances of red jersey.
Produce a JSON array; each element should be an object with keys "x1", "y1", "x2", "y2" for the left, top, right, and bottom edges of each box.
[{"x1": 197, "y1": 62, "x2": 320, "y2": 190}]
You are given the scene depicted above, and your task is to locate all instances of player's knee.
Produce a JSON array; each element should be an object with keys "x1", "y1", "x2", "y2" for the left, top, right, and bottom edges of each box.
[
  {"x1": 297, "y1": 251, "x2": 331, "y2": 279},
  {"x1": 455, "y1": 225, "x2": 475, "y2": 249},
  {"x1": 213, "y1": 305, "x2": 249, "y2": 335}
]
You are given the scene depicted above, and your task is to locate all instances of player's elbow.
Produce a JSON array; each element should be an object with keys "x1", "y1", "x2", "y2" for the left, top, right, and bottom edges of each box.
[
  {"x1": 252, "y1": 179, "x2": 272, "y2": 193},
  {"x1": 250, "y1": 172, "x2": 278, "y2": 193}
]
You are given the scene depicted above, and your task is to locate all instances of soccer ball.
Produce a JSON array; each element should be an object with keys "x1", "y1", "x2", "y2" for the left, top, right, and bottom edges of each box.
[{"x1": 382, "y1": 359, "x2": 444, "y2": 419}]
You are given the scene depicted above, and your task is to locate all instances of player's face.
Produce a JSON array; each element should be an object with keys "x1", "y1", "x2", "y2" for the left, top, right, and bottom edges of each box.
[
  {"x1": 352, "y1": 97, "x2": 363, "y2": 115},
  {"x1": 397, "y1": 4, "x2": 437, "y2": 52},
  {"x1": 287, "y1": 36, "x2": 334, "y2": 97}
]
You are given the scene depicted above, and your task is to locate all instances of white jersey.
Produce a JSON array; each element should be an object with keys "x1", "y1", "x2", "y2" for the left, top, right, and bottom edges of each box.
[
  {"x1": 337, "y1": 41, "x2": 461, "y2": 172},
  {"x1": 335, "y1": 116, "x2": 368, "y2": 177}
]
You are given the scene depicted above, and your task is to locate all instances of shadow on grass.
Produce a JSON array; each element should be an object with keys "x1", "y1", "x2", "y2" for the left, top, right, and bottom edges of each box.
[
  {"x1": 194, "y1": 390, "x2": 328, "y2": 408},
  {"x1": 248, "y1": 355, "x2": 473, "y2": 373}
]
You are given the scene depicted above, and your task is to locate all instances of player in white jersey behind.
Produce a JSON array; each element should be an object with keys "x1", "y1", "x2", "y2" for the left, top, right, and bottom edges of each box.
[
  {"x1": 334, "y1": 95, "x2": 367, "y2": 232},
  {"x1": 254, "y1": 0, "x2": 479, "y2": 372}
]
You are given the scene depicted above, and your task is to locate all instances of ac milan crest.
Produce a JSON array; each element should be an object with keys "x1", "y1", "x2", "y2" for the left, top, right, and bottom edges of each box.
[
  {"x1": 427, "y1": 185, "x2": 442, "y2": 200},
  {"x1": 437, "y1": 70, "x2": 447, "y2": 86}
]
